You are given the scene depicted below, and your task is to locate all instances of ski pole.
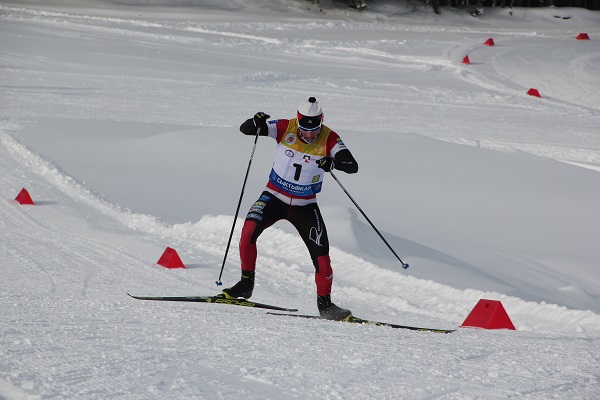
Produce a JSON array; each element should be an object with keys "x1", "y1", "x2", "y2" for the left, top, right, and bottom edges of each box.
[
  {"x1": 329, "y1": 170, "x2": 409, "y2": 269},
  {"x1": 216, "y1": 128, "x2": 261, "y2": 286}
]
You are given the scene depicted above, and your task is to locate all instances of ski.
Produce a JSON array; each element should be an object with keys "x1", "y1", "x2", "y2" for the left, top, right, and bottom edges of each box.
[
  {"x1": 267, "y1": 313, "x2": 455, "y2": 333},
  {"x1": 128, "y1": 293, "x2": 298, "y2": 312}
]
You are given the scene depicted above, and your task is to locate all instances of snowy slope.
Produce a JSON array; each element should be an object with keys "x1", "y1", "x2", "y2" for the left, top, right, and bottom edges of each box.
[{"x1": 1, "y1": 1, "x2": 599, "y2": 399}]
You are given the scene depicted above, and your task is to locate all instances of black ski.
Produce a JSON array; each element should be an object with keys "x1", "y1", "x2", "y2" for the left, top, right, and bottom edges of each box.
[
  {"x1": 128, "y1": 293, "x2": 298, "y2": 312},
  {"x1": 267, "y1": 312, "x2": 455, "y2": 333}
]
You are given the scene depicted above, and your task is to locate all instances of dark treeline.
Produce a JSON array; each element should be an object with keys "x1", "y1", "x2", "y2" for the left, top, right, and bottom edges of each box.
[
  {"x1": 336, "y1": 0, "x2": 599, "y2": 12},
  {"x1": 427, "y1": 0, "x2": 599, "y2": 11}
]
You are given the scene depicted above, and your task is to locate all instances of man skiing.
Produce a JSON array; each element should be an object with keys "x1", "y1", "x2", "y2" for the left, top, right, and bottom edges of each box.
[{"x1": 222, "y1": 97, "x2": 359, "y2": 321}]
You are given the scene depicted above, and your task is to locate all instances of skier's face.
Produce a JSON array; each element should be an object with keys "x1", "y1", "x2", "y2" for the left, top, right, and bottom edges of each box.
[{"x1": 298, "y1": 126, "x2": 322, "y2": 144}]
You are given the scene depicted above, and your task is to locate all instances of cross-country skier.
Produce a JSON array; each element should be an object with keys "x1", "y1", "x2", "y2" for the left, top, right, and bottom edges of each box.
[{"x1": 222, "y1": 97, "x2": 359, "y2": 321}]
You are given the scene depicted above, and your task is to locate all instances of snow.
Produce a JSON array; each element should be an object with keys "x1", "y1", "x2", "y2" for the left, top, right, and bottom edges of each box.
[{"x1": 1, "y1": 0, "x2": 599, "y2": 398}]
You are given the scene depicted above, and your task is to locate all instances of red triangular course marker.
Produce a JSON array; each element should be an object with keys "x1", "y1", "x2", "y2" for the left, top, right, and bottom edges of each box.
[
  {"x1": 483, "y1": 38, "x2": 495, "y2": 46},
  {"x1": 462, "y1": 55, "x2": 471, "y2": 65},
  {"x1": 461, "y1": 299, "x2": 516, "y2": 330},
  {"x1": 156, "y1": 247, "x2": 186, "y2": 269},
  {"x1": 15, "y1": 188, "x2": 35, "y2": 205},
  {"x1": 527, "y1": 88, "x2": 541, "y2": 98},
  {"x1": 576, "y1": 33, "x2": 590, "y2": 40}
]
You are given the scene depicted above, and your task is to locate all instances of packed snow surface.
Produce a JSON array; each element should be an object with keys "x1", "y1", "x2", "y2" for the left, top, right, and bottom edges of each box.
[{"x1": 1, "y1": 0, "x2": 599, "y2": 398}]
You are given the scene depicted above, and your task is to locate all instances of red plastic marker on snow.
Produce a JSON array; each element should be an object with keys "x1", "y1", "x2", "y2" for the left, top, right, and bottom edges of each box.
[
  {"x1": 461, "y1": 299, "x2": 516, "y2": 330},
  {"x1": 527, "y1": 88, "x2": 541, "y2": 98},
  {"x1": 576, "y1": 33, "x2": 590, "y2": 40},
  {"x1": 15, "y1": 188, "x2": 34, "y2": 205},
  {"x1": 156, "y1": 247, "x2": 186, "y2": 269}
]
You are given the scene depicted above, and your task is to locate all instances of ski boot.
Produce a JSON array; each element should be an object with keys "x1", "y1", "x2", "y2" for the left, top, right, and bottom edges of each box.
[
  {"x1": 221, "y1": 271, "x2": 255, "y2": 299},
  {"x1": 317, "y1": 294, "x2": 352, "y2": 321}
]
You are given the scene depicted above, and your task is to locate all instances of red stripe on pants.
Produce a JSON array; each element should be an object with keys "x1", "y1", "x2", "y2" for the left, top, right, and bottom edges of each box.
[
  {"x1": 239, "y1": 220, "x2": 257, "y2": 272},
  {"x1": 315, "y1": 255, "x2": 333, "y2": 296}
]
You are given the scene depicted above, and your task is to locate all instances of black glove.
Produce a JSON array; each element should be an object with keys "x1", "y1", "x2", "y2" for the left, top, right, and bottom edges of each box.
[
  {"x1": 316, "y1": 157, "x2": 335, "y2": 172},
  {"x1": 253, "y1": 112, "x2": 270, "y2": 130}
]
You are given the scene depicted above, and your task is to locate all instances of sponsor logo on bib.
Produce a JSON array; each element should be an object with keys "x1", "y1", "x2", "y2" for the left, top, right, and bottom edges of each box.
[{"x1": 285, "y1": 132, "x2": 297, "y2": 145}]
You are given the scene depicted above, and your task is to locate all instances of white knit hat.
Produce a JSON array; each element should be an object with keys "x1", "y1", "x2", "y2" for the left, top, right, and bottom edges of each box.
[{"x1": 297, "y1": 97, "x2": 324, "y2": 131}]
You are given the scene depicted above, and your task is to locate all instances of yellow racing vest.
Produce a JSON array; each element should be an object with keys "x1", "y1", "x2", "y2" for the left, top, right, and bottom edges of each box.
[{"x1": 268, "y1": 119, "x2": 333, "y2": 198}]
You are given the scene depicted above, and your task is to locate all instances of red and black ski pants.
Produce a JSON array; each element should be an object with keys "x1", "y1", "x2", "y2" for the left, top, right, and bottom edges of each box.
[{"x1": 239, "y1": 191, "x2": 333, "y2": 296}]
